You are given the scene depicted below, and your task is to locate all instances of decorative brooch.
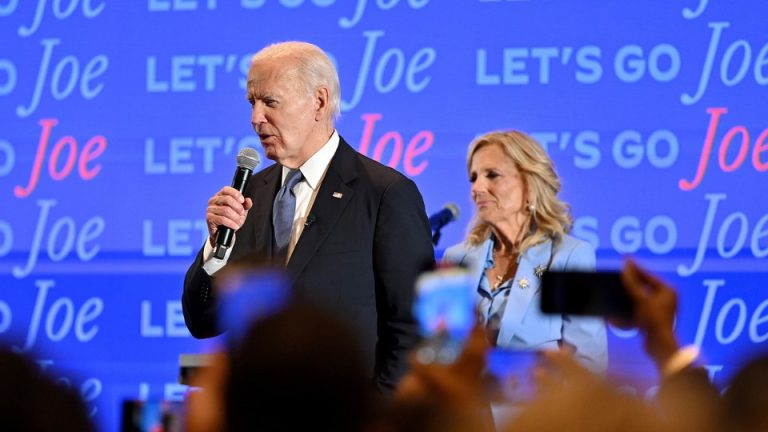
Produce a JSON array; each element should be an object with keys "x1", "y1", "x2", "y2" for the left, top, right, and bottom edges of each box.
[
  {"x1": 534, "y1": 265, "x2": 546, "y2": 278},
  {"x1": 518, "y1": 278, "x2": 530, "y2": 289}
]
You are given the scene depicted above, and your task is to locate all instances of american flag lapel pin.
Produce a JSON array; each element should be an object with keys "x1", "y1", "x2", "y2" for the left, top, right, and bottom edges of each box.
[{"x1": 332, "y1": 192, "x2": 343, "y2": 199}]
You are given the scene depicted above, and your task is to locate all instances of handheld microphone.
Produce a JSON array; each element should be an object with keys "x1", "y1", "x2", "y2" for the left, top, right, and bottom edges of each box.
[
  {"x1": 429, "y1": 203, "x2": 459, "y2": 246},
  {"x1": 213, "y1": 148, "x2": 261, "y2": 259}
]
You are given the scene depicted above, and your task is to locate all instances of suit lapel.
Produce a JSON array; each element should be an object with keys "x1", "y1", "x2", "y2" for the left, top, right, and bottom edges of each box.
[
  {"x1": 286, "y1": 139, "x2": 357, "y2": 280},
  {"x1": 496, "y1": 240, "x2": 552, "y2": 345},
  {"x1": 249, "y1": 165, "x2": 281, "y2": 259}
]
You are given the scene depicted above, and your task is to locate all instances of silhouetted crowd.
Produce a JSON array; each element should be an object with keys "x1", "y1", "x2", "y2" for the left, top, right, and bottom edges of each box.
[{"x1": 3, "y1": 261, "x2": 767, "y2": 432}]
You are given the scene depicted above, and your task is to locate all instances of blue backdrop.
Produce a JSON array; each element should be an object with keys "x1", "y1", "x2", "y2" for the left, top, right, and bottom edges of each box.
[{"x1": 1, "y1": 1, "x2": 766, "y2": 429}]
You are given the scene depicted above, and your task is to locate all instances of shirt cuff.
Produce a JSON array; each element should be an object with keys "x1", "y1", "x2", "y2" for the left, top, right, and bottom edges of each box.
[
  {"x1": 662, "y1": 345, "x2": 700, "y2": 378},
  {"x1": 201, "y1": 235, "x2": 234, "y2": 276}
]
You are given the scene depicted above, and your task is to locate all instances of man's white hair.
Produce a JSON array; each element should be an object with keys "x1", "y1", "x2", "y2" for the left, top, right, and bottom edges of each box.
[{"x1": 251, "y1": 41, "x2": 341, "y2": 119}]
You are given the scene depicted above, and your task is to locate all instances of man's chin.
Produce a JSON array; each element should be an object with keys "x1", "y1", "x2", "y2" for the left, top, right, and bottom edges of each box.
[{"x1": 260, "y1": 144, "x2": 278, "y2": 161}]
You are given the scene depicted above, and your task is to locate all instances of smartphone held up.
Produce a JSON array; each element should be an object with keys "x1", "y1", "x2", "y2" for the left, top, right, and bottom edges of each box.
[
  {"x1": 540, "y1": 270, "x2": 635, "y2": 322},
  {"x1": 413, "y1": 266, "x2": 475, "y2": 364}
]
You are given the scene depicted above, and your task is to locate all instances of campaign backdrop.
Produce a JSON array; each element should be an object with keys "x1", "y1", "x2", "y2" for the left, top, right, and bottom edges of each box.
[{"x1": 1, "y1": 1, "x2": 766, "y2": 429}]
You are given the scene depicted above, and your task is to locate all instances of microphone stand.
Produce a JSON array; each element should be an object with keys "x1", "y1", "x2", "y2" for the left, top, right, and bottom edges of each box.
[{"x1": 432, "y1": 228, "x2": 442, "y2": 246}]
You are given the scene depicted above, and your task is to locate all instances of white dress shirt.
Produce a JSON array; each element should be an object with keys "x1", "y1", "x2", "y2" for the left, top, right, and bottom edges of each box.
[{"x1": 202, "y1": 131, "x2": 340, "y2": 274}]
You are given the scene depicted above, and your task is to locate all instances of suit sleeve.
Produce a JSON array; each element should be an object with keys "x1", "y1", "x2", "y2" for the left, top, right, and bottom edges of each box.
[
  {"x1": 182, "y1": 246, "x2": 223, "y2": 338},
  {"x1": 561, "y1": 241, "x2": 609, "y2": 373},
  {"x1": 372, "y1": 177, "x2": 435, "y2": 391}
]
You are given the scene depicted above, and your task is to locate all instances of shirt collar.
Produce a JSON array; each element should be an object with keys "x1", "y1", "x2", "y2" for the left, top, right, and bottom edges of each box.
[
  {"x1": 281, "y1": 130, "x2": 339, "y2": 189},
  {"x1": 484, "y1": 237, "x2": 495, "y2": 267}
]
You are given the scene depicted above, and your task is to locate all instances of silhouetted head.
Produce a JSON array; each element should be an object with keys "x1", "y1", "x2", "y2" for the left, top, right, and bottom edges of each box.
[
  {"x1": 0, "y1": 347, "x2": 94, "y2": 432},
  {"x1": 224, "y1": 304, "x2": 373, "y2": 432},
  {"x1": 721, "y1": 353, "x2": 768, "y2": 432}
]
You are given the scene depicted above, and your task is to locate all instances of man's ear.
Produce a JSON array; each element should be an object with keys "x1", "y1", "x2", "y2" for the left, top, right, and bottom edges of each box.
[{"x1": 314, "y1": 86, "x2": 330, "y2": 121}]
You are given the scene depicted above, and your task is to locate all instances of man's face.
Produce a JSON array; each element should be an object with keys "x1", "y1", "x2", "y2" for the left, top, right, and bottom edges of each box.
[{"x1": 247, "y1": 59, "x2": 317, "y2": 167}]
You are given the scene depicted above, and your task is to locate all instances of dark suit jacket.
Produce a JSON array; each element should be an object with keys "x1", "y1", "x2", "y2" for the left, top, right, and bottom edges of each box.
[{"x1": 183, "y1": 137, "x2": 435, "y2": 391}]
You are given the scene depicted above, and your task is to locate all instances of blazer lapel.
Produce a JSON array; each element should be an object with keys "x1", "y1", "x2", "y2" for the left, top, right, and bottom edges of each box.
[
  {"x1": 497, "y1": 240, "x2": 552, "y2": 345},
  {"x1": 463, "y1": 239, "x2": 491, "y2": 297},
  {"x1": 286, "y1": 139, "x2": 357, "y2": 280}
]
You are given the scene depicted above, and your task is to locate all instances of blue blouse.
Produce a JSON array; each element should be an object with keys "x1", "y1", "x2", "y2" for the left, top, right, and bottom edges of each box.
[{"x1": 477, "y1": 239, "x2": 517, "y2": 345}]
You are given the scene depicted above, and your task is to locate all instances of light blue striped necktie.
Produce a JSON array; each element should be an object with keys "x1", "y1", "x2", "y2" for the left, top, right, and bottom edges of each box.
[{"x1": 272, "y1": 169, "x2": 303, "y2": 264}]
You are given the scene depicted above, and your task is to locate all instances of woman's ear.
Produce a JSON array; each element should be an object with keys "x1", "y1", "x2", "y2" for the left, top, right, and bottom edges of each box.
[{"x1": 524, "y1": 184, "x2": 535, "y2": 212}]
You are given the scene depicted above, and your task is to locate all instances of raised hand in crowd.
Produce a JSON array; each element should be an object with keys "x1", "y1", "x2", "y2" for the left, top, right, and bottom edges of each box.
[{"x1": 620, "y1": 259, "x2": 682, "y2": 374}]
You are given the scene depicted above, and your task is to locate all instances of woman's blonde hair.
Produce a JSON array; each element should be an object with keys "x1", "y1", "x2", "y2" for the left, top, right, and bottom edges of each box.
[{"x1": 466, "y1": 130, "x2": 572, "y2": 252}]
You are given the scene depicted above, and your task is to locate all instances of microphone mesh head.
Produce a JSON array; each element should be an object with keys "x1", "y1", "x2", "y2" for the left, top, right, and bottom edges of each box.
[
  {"x1": 237, "y1": 147, "x2": 261, "y2": 171},
  {"x1": 445, "y1": 202, "x2": 460, "y2": 221}
]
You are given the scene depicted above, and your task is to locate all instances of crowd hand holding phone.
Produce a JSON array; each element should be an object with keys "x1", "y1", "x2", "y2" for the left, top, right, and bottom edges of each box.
[
  {"x1": 397, "y1": 321, "x2": 490, "y2": 411},
  {"x1": 621, "y1": 261, "x2": 720, "y2": 432},
  {"x1": 410, "y1": 266, "x2": 545, "y2": 407},
  {"x1": 618, "y1": 260, "x2": 682, "y2": 373}
]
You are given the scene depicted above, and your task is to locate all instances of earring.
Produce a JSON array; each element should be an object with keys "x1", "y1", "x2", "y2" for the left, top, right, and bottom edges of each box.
[{"x1": 527, "y1": 202, "x2": 535, "y2": 213}]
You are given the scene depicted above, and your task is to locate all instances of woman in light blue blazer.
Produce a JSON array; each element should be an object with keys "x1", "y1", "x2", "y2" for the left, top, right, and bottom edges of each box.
[{"x1": 443, "y1": 131, "x2": 607, "y2": 372}]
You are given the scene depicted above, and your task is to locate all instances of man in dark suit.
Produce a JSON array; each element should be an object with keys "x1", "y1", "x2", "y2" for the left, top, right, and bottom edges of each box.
[{"x1": 182, "y1": 41, "x2": 434, "y2": 391}]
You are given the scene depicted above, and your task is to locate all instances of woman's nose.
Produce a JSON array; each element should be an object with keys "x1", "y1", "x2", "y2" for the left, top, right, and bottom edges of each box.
[{"x1": 471, "y1": 179, "x2": 486, "y2": 196}]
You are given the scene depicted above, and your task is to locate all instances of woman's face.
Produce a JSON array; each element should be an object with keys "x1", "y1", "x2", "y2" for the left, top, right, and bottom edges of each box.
[{"x1": 469, "y1": 144, "x2": 528, "y2": 228}]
